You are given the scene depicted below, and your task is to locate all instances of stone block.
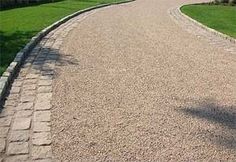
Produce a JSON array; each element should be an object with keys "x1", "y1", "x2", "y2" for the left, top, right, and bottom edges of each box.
[
  {"x1": 34, "y1": 111, "x2": 51, "y2": 122},
  {"x1": 33, "y1": 132, "x2": 51, "y2": 145},
  {"x1": 12, "y1": 118, "x2": 31, "y2": 130},
  {"x1": 0, "y1": 138, "x2": 6, "y2": 153},
  {"x1": 9, "y1": 130, "x2": 29, "y2": 142},
  {"x1": 33, "y1": 122, "x2": 50, "y2": 132},
  {"x1": 32, "y1": 146, "x2": 52, "y2": 160},
  {"x1": 7, "y1": 142, "x2": 29, "y2": 155}
]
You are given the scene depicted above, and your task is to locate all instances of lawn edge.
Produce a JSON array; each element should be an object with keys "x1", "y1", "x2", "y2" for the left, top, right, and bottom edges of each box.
[
  {"x1": 0, "y1": 0, "x2": 134, "y2": 102},
  {"x1": 179, "y1": 4, "x2": 236, "y2": 43}
]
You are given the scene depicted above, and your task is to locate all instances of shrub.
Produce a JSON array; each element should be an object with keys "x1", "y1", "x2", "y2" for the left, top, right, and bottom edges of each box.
[
  {"x1": 215, "y1": 0, "x2": 229, "y2": 3},
  {"x1": 214, "y1": 0, "x2": 236, "y2": 5},
  {"x1": 229, "y1": 0, "x2": 236, "y2": 4}
]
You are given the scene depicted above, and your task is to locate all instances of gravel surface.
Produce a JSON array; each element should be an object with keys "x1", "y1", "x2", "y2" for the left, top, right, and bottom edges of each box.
[{"x1": 51, "y1": 0, "x2": 236, "y2": 161}]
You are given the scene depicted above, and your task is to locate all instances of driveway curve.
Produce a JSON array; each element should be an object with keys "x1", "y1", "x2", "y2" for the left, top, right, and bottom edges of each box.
[{"x1": 51, "y1": 0, "x2": 236, "y2": 161}]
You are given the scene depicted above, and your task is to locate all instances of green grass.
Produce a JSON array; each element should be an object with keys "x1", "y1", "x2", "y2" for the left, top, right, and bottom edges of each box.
[
  {"x1": 0, "y1": 0, "x2": 123, "y2": 75},
  {"x1": 181, "y1": 4, "x2": 236, "y2": 38}
]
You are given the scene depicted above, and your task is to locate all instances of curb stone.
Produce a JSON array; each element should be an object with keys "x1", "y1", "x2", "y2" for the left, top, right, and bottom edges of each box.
[
  {"x1": 0, "y1": 0, "x2": 135, "y2": 103},
  {"x1": 177, "y1": 5, "x2": 236, "y2": 44}
]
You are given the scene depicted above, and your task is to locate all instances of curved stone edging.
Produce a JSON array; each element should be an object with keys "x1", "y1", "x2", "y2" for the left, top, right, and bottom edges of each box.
[
  {"x1": 0, "y1": 0, "x2": 135, "y2": 103},
  {"x1": 177, "y1": 5, "x2": 236, "y2": 44},
  {"x1": 0, "y1": 1, "x2": 134, "y2": 161},
  {"x1": 168, "y1": 5, "x2": 236, "y2": 55}
]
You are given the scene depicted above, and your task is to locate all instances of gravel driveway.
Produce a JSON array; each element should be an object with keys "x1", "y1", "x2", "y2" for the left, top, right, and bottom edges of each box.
[{"x1": 51, "y1": 0, "x2": 236, "y2": 161}]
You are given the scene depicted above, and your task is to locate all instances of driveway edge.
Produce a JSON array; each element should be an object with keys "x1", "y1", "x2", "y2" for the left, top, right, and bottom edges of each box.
[
  {"x1": 0, "y1": 0, "x2": 134, "y2": 103},
  {"x1": 177, "y1": 5, "x2": 236, "y2": 44}
]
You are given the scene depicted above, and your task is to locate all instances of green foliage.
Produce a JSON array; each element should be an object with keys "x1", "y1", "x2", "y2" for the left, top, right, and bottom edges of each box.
[
  {"x1": 215, "y1": 0, "x2": 228, "y2": 3},
  {"x1": 214, "y1": 0, "x2": 236, "y2": 5},
  {"x1": 181, "y1": 4, "x2": 236, "y2": 38},
  {"x1": 229, "y1": 0, "x2": 236, "y2": 5}
]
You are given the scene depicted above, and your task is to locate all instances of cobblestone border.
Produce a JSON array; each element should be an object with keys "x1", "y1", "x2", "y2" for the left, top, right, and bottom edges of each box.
[
  {"x1": 168, "y1": 5, "x2": 236, "y2": 55},
  {"x1": 177, "y1": 5, "x2": 236, "y2": 44},
  {"x1": 0, "y1": 1, "x2": 134, "y2": 161},
  {"x1": 0, "y1": 0, "x2": 134, "y2": 103}
]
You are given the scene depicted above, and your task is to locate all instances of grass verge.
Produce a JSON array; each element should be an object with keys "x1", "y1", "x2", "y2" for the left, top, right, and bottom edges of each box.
[
  {"x1": 0, "y1": 0, "x2": 123, "y2": 75},
  {"x1": 181, "y1": 4, "x2": 236, "y2": 38}
]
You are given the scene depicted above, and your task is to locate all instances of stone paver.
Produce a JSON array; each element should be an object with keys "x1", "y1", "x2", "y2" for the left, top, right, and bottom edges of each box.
[
  {"x1": 33, "y1": 132, "x2": 51, "y2": 145},
  {"x1": 9, "y1": 130, "x2": 29, "y2": 142},
  {"x1": 34, "y1": 102, "x2": 51, "y2": 111},
  {"x1": 10, "y1": 87, "x2": 21, "y2": 94},
  {"x1": 16, "y1": 102, "x2": 34, "y2": 110},
  {"x1": 33, "y1": 122, "x2": 51, "y2": 132},
  {"x1": 5, "y1": 155, "x2": 29, "y2": 162},
  {"x1": 15, "y1": 110, "x2": 33, "y2": 118},
  {"x1": 38, "y1": 86, "x2": 52, "y2": 93},
  {"x1": 12, "y1": 118, "x2": 31, "y2": 130},
  {"x1": 0, "y1": 138, "x2": 6, "y2": 153},
  {"x1": 32, "y1": 146, "x2": 52, "y2": 160},
  {"x1": 7, "y1": 142, "x2": 29, "y2": 155},
  {"x1": 0, "y1": 108, "x2": 14, "y2": 118},
  {"x1": 0, "y1": 127, "x2": 9, "y2": 138},
  {"x1": 20, "y1": 96, "x2": 35, "y2": 103},
  {"x1": 34, "y1": 111, "x2": 51, "y2": 122},
  {"x1": 0, "y1": 117, "x2": 12, "y2": 127},
  {"x1": 38, "y1": 80, "x2": 52, "y2": 86}
]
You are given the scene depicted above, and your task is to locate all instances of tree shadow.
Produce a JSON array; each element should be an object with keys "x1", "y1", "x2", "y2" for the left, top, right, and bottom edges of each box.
[
  {"x1": 0, "y1": 38, "x2": 80, "y2": 107},
  {"x1": 182, "y1": 100, "x2": 236, "y2": 130},
  {"x1": 177, "y1": 98, "x2": 236, "y2": 150}
]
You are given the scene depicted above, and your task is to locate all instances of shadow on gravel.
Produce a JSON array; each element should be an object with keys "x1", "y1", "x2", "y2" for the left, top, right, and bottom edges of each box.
[
  {"x1": 179, "y1": 98, "x2": 236, "y2": 150},
  {"x1": 0, "y1": 42, "x2": 79, "y2": 108},
  {"x1": 182, "y1": 101, "x2": 236, "y2": 130},
  {"x1": 28, "y1": 45, "x2": 79, "y2": 80}
]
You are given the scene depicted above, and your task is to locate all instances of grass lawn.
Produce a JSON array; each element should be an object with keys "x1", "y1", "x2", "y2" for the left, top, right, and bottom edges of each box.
[
  {"x1": 181, "y1": 4, "x2": 236, "y2": 38},
  {"x1": 0, "y1": 0, "x2": 123, "y2": 75}
]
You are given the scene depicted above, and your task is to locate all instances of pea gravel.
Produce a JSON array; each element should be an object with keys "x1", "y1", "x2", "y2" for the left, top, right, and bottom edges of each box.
[{"x1": 51, "y1": 0, "x2": 236, "y2": 161}]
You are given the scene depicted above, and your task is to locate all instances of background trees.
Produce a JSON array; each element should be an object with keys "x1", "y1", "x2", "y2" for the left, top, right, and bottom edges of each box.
[{"x1": 215, "y1": 0, "x2": 236, "y2": 5}]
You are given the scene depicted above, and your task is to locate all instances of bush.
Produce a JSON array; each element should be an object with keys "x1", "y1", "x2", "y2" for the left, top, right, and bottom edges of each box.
[
  {"x1": 229, "y1": 0, "x2": 236, "y2": 4},
  {"x1": 214, "y1": 0, "x2": 235, "y2": 5},
  {"x1": 215, "y1": 0, "x2": 228, "y2": 3}
]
